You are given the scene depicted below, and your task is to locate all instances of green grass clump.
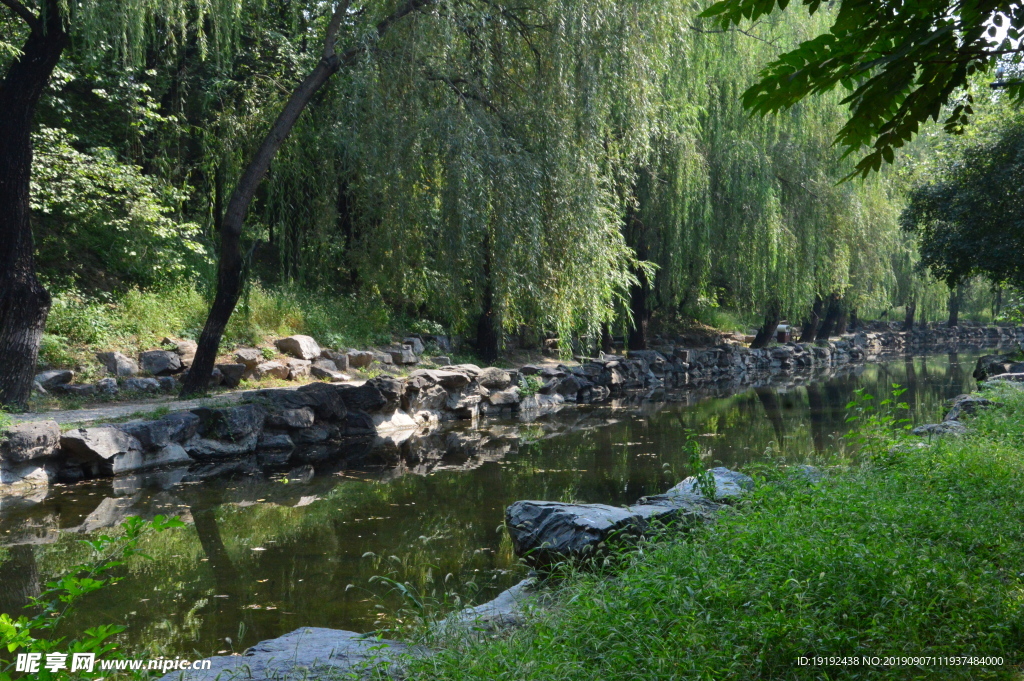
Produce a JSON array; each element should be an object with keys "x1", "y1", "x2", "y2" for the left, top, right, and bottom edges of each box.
[{"x1": 411, "y1": 385, "x2": 1024, "y2": 680}]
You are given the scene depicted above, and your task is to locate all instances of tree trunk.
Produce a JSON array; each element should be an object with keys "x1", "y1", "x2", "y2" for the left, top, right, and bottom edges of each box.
[
  {"x1": 476, "y1": 238, "x2": 499, "y2": 363},
  {"x1": 947, "y1": 284, "x2": 963, "y2": 327},
  {"x1": 815, "y1": 294, "x2": 842, "y2": 341},
  {"x1": 182, "y1": 0, "x2": 432, "y2": 395},
  {"x1": 848, "y1": 308, "x2": 858, "y2": 331},
  {"x1": 627, "y1": 273, "x2": 650, "y2": 351},
  {"x1": 834, "y1": 305, "x2": 849, "y2": 335},
  {"x1": 799, "y1": 296, "x2": 823, "y2": 342},
  {"x1": 750, "y1": 300, "x2": 782, "y2": 349},
  {"x1": 903, "y1": 299, "x2": 916, "y2": 331},
  {"x1": 0, "y1": 4, "x2": 69, "y2": 408},
  {"x1": 600, "y1": 323, "x2": 613, "y2": 354}
]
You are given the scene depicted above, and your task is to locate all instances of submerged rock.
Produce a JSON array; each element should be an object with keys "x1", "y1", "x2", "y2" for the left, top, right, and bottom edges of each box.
[
  {"x1": 944, "y1": 394, "x2": 995, "y2": 421},
  {"x1": 437, "y1": 578, "x2": 539, "y2": 635},
  {"x1": 160, "y1": 627, "x2": 424, "y2": 681}
]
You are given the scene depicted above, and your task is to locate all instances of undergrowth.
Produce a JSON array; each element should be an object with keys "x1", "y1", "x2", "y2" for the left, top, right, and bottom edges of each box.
[{"x1": 407, "y1": 383, "x2": 1024, "y2": 680}]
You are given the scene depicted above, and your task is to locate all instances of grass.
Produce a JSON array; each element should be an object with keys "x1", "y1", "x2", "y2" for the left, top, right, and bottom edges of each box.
[{"x1": 406, "y1": 383, "x2": 1024, "y2": 680}]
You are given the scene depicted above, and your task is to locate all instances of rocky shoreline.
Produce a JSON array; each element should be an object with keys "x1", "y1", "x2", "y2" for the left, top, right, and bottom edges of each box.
[{"x1": 4, "y1": 326, "x2": 1023, "y2": 497}]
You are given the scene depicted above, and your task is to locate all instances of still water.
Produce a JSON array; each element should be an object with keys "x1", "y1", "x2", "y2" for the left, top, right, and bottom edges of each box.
[{"x1": 0, "y1": 351, "x2": 982, "y2": 658}]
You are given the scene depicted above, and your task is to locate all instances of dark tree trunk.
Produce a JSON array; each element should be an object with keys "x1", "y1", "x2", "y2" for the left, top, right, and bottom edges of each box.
[
  {"x1": 994, "y1": 287, "x2": 1002, "y2": 319},
  {"x1": 848, "y1": 308, "x2": 858, "y2": 331},
  {"x1": 835, "y1": 305, "x2": 849, "y2": 335},
  {"x1": 182, "y1": 0, "x2": 434, "y2": 395},
  {"x1": 754, "y1": 387, "x2": 785, "y2": 443},
  {"x1": 476, "y1": 238, "x2": 499, "y2": 363},
  {"x1": 799, "y1": 296, "x2": 824, "y2": 342},
  {"x1": 947, "y1": 284, "x2": 963, "y2": 327},
  {"x1": 903, "y1": 299, "x2": 916, "y2": 331},
  {"x1": 600, "y1": 323, "x2": 613, "y2": 354},
  {"x1": 815, "y1": 294, "x2": 842, "y2": 341},
  {"x1": 0, "y1": 3, "x2": 68, "y2": 408},
  {"x1": 750, "y1": 300, "x2": 782, "y2": 349}
]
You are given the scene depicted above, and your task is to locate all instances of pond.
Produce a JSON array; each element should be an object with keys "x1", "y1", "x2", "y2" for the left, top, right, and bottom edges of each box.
[{"x1": 0, "y1": 350, "x2": 982, "y2": 659}]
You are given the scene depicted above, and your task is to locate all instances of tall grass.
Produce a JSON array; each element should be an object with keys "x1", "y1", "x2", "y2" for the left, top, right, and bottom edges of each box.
[
  {"x1": 40, "y1": 283, "x2": 398, "y2": 368},
  {"x1": 409, "y1": 384, "x2": 1024, "y2": 680}
]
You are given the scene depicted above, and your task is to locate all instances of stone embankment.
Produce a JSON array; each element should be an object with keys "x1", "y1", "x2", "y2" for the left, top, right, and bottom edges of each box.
[{"x1": 6, "y1": 327, "x2": 1023, "y2": 496}]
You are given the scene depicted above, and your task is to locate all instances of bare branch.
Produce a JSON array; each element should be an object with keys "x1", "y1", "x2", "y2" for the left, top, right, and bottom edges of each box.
[
  {"x1": 0, "y1": 0, "x2": 40, "y2": 30},
  {"x1": 323, "y1": 0, "x2": 353, "y2": 58}
]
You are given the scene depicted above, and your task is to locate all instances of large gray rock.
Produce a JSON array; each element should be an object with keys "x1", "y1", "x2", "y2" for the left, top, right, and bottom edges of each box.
[
  {"x1": 192, "y1": 404, "x2": 266, "y2": 442},
  {"x1": 60, "y1": 427, "x2": 143, "y2": 475},
  {"x1": 403, "y1": 337, "x2": 426, "y2": 355},
  {"x1": 285, "y1": 358, "x2": 312, "y2": 380},
  {"x1": 110, "y1": 443, "x2": 191, "y2": 475},
  {"x1": 333, "y1": 383, "x2": 387, "y2": 413},
  {"x1": 234, "y1": 348, "x2": 263, "y2": 370},
  {"x1": 159, "y1": 627, "x2": 423, "y2": 681},
  {"x1": 505, "y1": 500, "x2": 695, "y2": 563},
  {"x1": 911, "y1": 421, "x2": 967, "y2": 436},
  {"x1": 944, "y1": 394, "x2": 995, "y2": 421},
  {"x1": 96, "y1": 351, "x2": 139, "y2": 377},
  {"x1": 123, "y1": 377, "x2": 161, "y2": 393},
  {"x1": 0, "y1": 421, "x2": 61, "y2": 462},
  {"x1": 409, "y1": 369, "x2": 471, "y2": 390},
  {"x1": 253, "y1": 384, "x2": 349, "y2": 422},
  {"x1": 96, "y1": 377, "x2": 118, "y2": 395},
  {"x1": 644, "y1": 467, "x2": 754, "y2": 504},
  {"x1": 163, "y1": 338, "x2": 198, "y2": 368},
  {"x1": 347, "y1": 350, "x2": 375, "y2": 369},
  {"x1": 266, "y1": 407, "x2": 316, "y2": 430},
  {"x1": 438, "y1": 578, "x2": 538, "y2": 635},
  {"x1": 118, "y1": 412, "x2": 200, "y2": 449},
  {"x1": 0, "y1": 460, "x2": 54, "y2": 493},
  {"x1": 34, "y1": 369, "x2": 73, "y2": 389},
  {"x1": 275, "y1": 335, "x2": 321, "y2": 361},
  {"x1": 55, "y1": 383, "x2": 97, "y2": 397},
  {"x1": 478, "y1": 367, "x2": 512, "y2": 390},
  {"x1": 139, "y1": 350, "x2": 183, "y2": 376},
  {"x1": 387, "y1": 345, "x2": 418, "y2": 365},
  {"x1": 217, "y1": 363, "x2": 246, "y2": 388},
  {"x1": 254, "y1": 361, "x2": 289, "y2": 380}
]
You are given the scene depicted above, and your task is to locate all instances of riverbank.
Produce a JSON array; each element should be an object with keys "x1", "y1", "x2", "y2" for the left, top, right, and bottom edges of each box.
[{"x1": 406, "y1": 380, "x2": 1024, "y2": 679}]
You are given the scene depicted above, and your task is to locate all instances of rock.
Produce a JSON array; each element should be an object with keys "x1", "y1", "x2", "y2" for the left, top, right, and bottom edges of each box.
[
  {"x1": 96, "y1": 377, "x2": 118, "y2": 395},
  {"x1": 409, "y1": 369, "x2": 471, "y2": 390},
  {"x1": 139, "y1": 350, "x2": 183, "y2": 376},
  {"x1": 60, "y1": 427, "x2": 143, "y2": 475},
  {"x1": 266, "y1": 407, "x2": 316, "y2": 430},
  {"x1": 254, "y1": 361, "x2": 289, "y2": 380},
  {"x1": 192, "y1": 404, "x2": 266, "y2": 442},
  {"x1": 643, "y1": 467, "x2": 754, "y2": 504},
  {"x1": 403, "y1": 337, "x2": 426, "y2": 355},
  {"x1": 164, "y1": 338, "x2": 197, "y2": 368},
  {"x1": 55, "y1": 383, "x2": 97, "y2": 397},
  {"x1": 157, "y1": 376, "x2": 177, "y2": 391},
  {"x1": 257, "y1": 432, "x2": 295, "y2": 453},
  {"x1": 439, "y1": 578, "x2": 538, "y2": 634},
  {"x1": 0, "y1": 460, "x2": 55, "y2": 493},
  {"x1": 505, "y1": 500, "x2": 695, "y2": 563},
  {"x1": 369, "y1": 377, "x2": 404, "y2": 414},
  {"x1": 387, "y1": 345, "x2": 418, "y2": 365},
  {"x1": 285, "y1": 359, "x2": 312, "y2": 380},
  {"x1": 183, "y1": 434, "x2": 259, "y2": 459},
  {"x1": 217, "y1": 363, "x2": 246, "y2": 388},
  {"x1": 275, "y1": 335, "x2": 321, "y2": 361},
  {"x1": 477, "y1": 367, "x2": 512, "y2": 390},
  {"x1": 446, "y1": 363, "x2": 482, "y2": 377},
  {"x1": 347, "y1": 350, "x2": 375, "y2": 369},
  {"x1": 912, "y1": 421, "x2": 968, "y2": 436},
  {"x1": 944, "y1": 394, "x2": 995, "y2": 421},
  {"x1": 34, "y1": 369, "x2": 73, "y2": 389},
  {"x1": 158, "y1": 627, "x2": 423, "y2": 681},
  {"x1": 0, "y1": 421, "x2": 61, "y2": 462},
  {"x1": 311, "y1": 364, "x2": 350, "y2": 382},
  {"x1": 320, "y1": 349, "x2": 350, "y2": 370},
  {"x1": 111, "y1": 443, "x2": 191, "y2": 475},
  {"x1": 33, "y1": 382, "x2": 46, "y2": 395},
  {"x1": 313, "y1": 358, "x2": 339, "y2": 373},
  {"x1": 208, "y1": 367, "x2": 223, "y2": 387},
  {"x1": 235, "y1": 348, "x2": 263, "y2": 370},
  {"x1": 123, "y1": 377, "x2": 161, "y2": 393},
  {"x1": 551, "y1": 375, "x2": 583, "y2": 400},
  {"x1": 788, "y1": 464, "x2": 824, "y2": 484},
  {"x1": 295, "y1": 427, "x2": 332, "y2": 445},
  {"x1": 163, "y1": 412, "x2": 202, "y2": 442},
  {"x1": 340, "y1": 411, "x2": 376, "y2": 437},
  {"x1": 430, "y1": 355, "x2": 452, "y2": 366},
  {"x1": 96, "y1": 351, "x2": 140, "y2": 377},
  {"x1": 334, "y1": 383, "x2": 387, "y2": 413},
  {"x1": 488, "y1": 388, "x2": 521, "y2": 406},
  {"x1": 252, "y1": 384, "x2": 351, "y2": 424}
]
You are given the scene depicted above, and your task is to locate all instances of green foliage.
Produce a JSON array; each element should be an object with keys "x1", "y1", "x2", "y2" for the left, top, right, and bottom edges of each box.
[
  {"x1": 409, "y1": 388, "x2": 1024, "y2": 679},
  {"x1": 843, "y1": 384, "x2": 912, "y2": 466},
  {"x1": 0, "y1": 515, "x2": 184, "y2": 681},
  {"x1": 517, "y1": 376, "x2": 543, "y2": 398},
  {"x1": 31, "y1": 127, "x2": 209, "y2": 290},
  {"x1": 902, "y1": 112, "x2": 1024, "y2": 289},
  {"x1": 684, "y1": 431, "x2": 717, "y2": 500},
  {"x1": 701, "y1": 0, "x2": 1024, "y2": 177}
]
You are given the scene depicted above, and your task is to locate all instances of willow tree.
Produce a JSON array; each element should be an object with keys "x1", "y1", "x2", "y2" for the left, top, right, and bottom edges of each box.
[{"x1": 0, "y1": 0, "x2": 250, "y2": 407}]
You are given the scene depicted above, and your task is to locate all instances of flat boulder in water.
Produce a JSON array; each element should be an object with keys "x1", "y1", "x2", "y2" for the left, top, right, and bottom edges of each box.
[{"x1": 160, "y1": 627, "x2": 423, "y2": 681}]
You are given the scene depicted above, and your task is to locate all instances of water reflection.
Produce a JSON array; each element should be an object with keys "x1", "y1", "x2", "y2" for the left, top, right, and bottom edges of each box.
[{"x1": 0, "y1": 351, "x2": 982, "y2": 657}]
